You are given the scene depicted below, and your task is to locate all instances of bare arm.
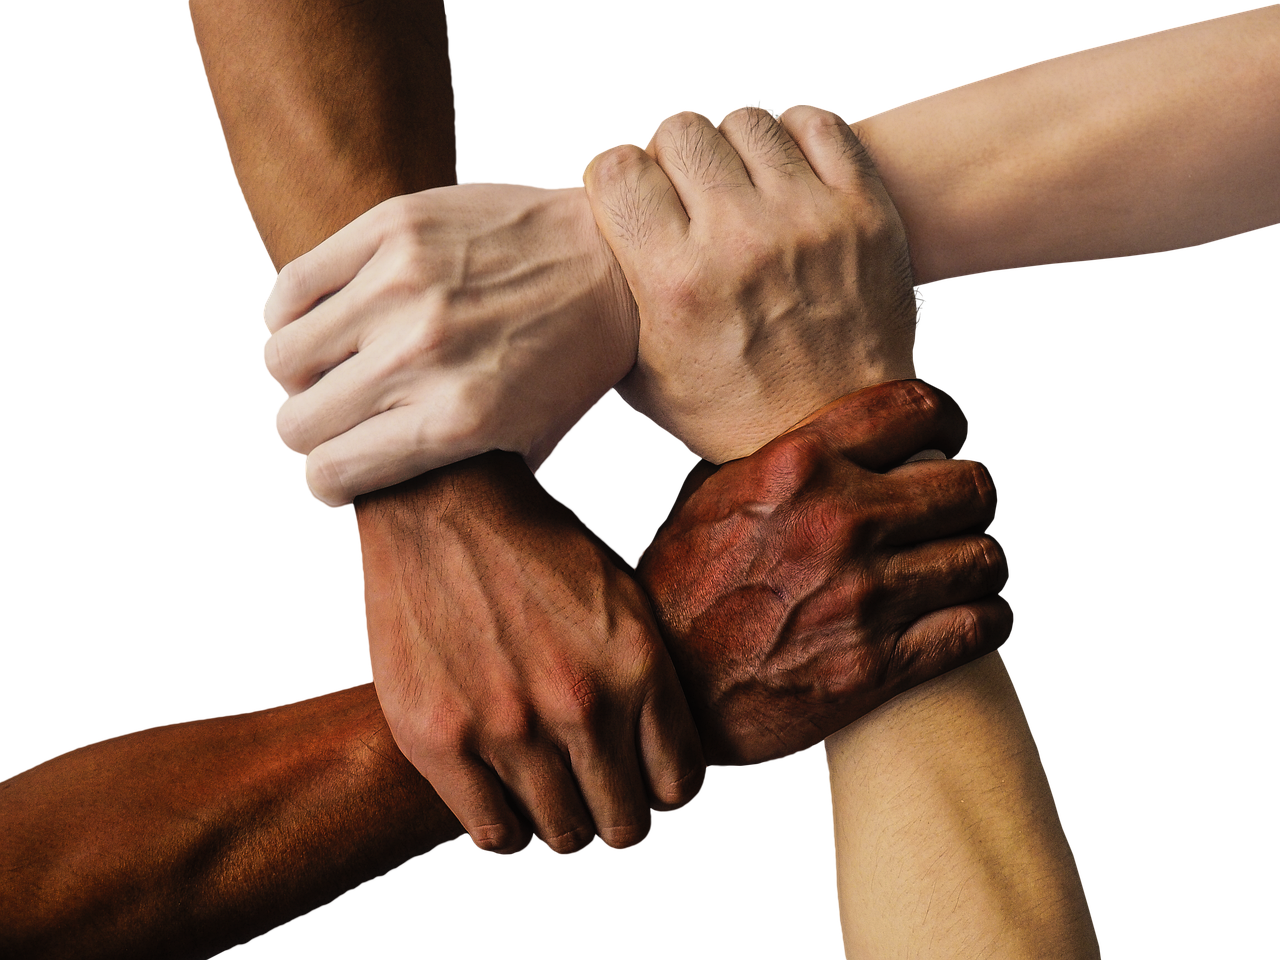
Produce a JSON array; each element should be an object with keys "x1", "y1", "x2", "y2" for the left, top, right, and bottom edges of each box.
[
  {"x1": 0, "y1": 5, "x2": 612, "y2": 951},
  {"x1": 190, "y1": 0, "x2": 455, "y2": 266},
  {"x1": 860, "y1": 5, "x2": 1280, "y2": 283},
  {"x1": 585, "y1": 110, "x2": 1096, "y2": 958},
  {"x1": 827, "y1": 656, "x2": 1098, "y2": 958},
  {"x1": 190, "y1": 0, "x2": 704, "y2": 854},
  {"x1": 0, "y1": 685, "x2": 462, "y2": 959}
]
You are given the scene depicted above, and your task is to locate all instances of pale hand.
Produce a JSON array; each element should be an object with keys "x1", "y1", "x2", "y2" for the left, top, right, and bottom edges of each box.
[{"x1": 263, "y1": 184, "x2": 637, "y2": 505}]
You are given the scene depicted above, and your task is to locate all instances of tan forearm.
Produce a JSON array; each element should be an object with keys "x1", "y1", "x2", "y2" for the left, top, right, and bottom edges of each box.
[
  {"x1": 858, "y1": 5, "x2": 1280, "y2": 284},
  {"x1": 189, "y1": 0, "x2": 456, "y2": 267},
  {"x1": 826, "y1": 653, "x2": 1097, "y2": 959},
  {"x1": 0, "y1": 685, "x2": 463, "y2": 960}
]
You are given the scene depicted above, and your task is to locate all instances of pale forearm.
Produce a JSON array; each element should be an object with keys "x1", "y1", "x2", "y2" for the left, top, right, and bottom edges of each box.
[
  {"x1": 826, "y1": 654, "x2": 1097, "y2": 958},
  {"x1": 858, "y1": 5, "x2": 1280, "y2": 284},
  {"x1": 0, "y1": 685, "x2": 463, "y2": 959}
]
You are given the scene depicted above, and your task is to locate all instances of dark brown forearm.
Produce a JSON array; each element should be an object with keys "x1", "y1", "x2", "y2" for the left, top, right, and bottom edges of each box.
[
  {"x1": 2, "y1": 5, "x2": 469, "y2": 956},
  {"x1": 0, "y1": 685, "x2": 463, "y2": 959},
  {"x1": 190, "y1": 0, "x2": 456, "y2": 268}
]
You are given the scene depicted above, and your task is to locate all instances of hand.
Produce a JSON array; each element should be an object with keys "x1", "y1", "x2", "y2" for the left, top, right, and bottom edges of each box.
[
  {"x1": 584, "y1": 105, "x2": 917, "y2": 463},
  {"x1": 264, "y1": 184, "x2": 638, "y2": 505},
  {"x1": 639, "y1": 380, "x2": 1011, "y2": 764},
  {"x1": 356, "y1": 452, "x2": 703, "y2": 853}
]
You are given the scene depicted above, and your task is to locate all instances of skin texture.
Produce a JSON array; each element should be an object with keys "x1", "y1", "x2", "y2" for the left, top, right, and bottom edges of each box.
[
  {"x1": 587, "y1": 106, "x2": 917, "y2": 462},
  {"x1": 638, "y1": 382, "x2": 1012, "y2": 764},
  {"x1": 356, "y1": 451, "x2": 702, "y2": 853},
  {"x1": 259, "y1": 7, "x2": 1280, "y2": 498},
  {"x1": 191, "y1": 0, "x2": 704, "y2": 855},
  {"x1": 263, "y1": 184, "x2": 636, "y2": 505},
  {"x1": 827, "y1": 656, "x2": 1100, "y2": 958},
  {"x1": 584, "y1": 115, "x2": 1098, "y2": 957},
  {"x1": 135, "y1": 0, "x2": 1111, "y2": 957},
  {"x1": 861, "y1": 4, "x2": 1280, "y2": 284},
  {"x1": 0, "y1": 383, "x2": 1010, "y2": 959}
]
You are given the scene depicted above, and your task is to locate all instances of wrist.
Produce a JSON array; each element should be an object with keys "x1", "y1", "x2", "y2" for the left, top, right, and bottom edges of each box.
[{"x1": 562, "y1": 187, "x2": 640, "y2": 387}]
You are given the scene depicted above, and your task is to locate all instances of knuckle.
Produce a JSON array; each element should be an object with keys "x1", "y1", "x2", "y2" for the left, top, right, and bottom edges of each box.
[
  {"x1": 797, "y1": 497, "x2": 857, "y2": 550},
  {"x1": 268, "y1": 401, "x2": 300, "y2": 455},
  {"x1": 789, "y1": 104, "x2": 842, "y2": 140},
  {"x1": 304, "y1": 451, "x2": 351, "y2": 506},
  {"x1": 598, "y1": 819, "x2": 650, "y2": 850},
  {"x1": 386, "y1": 707, "x2": 464, "y2": 771},
  {"x1": 484, "y1": 701, "x2": 537, "y2": 747},
  {"x1": 405, "y1": 309, "x2": 450, "y2": 366},
  {"x1": 720, "y1": 104, "x2": 771, "y2": 133},
  {"x1": 551, "y1": 672, "x2": 606, "y2": 730},
  {"x1": 968, "y1": 460, "x2": 997, "y2": 513},
  {"x1": 651, "y1": 761, "x2": 705, "y2": 810},
  {"x1": 376, "y1": 242, "x2": 436, "y2": 301},
  {"x1": 262, "y1": 333, "x2": 290, "y2": 385},
  {"x1": 375, "y1": 193, "x2": 423, "y2": 241},
  {"x1": 839, "y1": 568, "x2": 884, "y2": 624},
  {"x1": 661, "y1": 110, "x2": 708, "y2": 137},
  {"x1": 414, "y1": 385, "x2": 493, "y2": 457},
  {"x1": 969, "y1": 535, "x2": 1009, "y2": 589},
  {"x1": 544, "y1": 824, "x2": 596, "y2": 855},
  {"x1": 589, "y1": 144, "x2": 647, "y2": 188},
  {"x1": 761, "y1": 434, "x2": 828, "y2": 492},
  {"x1": 470, "y1": 823, "x2": 526, "y2": 855},
  {"x1": 949, "y1": 605, "x2": 982, "y2": 651},
  {"x1": 906, "y1": 378, "x2": 947, "y2": 419},
  {"x1": 269, "y1": 260, "x2": 306, "y2": 321}
]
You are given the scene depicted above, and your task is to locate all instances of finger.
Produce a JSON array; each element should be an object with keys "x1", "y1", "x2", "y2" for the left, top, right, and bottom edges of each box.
[
  {"x1": 779, "y1": 105, "x2": 878, "y2": 190},
  {"x1": 888, "y1": 597, "x2": 1014, "y2": 691},
  {"x1": 274, "y1": 343, "x2": 411, "y2": 455},
  {"x1": 565, "y1": 722, "x2": 653, "y2": 850},
  {"x1": 305, "y1": 404, "x2": 497, "y2": 506},
  {"x1": 871, "y1": 457, "x2": 997, "y2": 544},
  {"x1": 718, "y1": 106, "x2": 818, "y2": 190},
  {"x1": 489, "y1": 745, "x2": 596, "y2": 855},
  {"x1": 648, "y1": 111, "x2": 753, "y2": 220},
  {"x1": 880, "y1": 535, "x2": 1009, "y2": 620},
  {"x1": 264, "y1": 285, "x2": 368, "y2": 396},
  {"x1": 264, "y1": 199, "x2": 394, "y2": 332},
  {"x1": 787, "y1": 380, "x2": 969, "y2": 467},
  {"x1": 636, "y1": 661, "x2": 705, "y2": 811},
  {"x1": 584, "y1": 143, "x2": 689, "y2": 257},
  {"x1": 427, "y1": 756, "x2": 533, "y2": 855}
]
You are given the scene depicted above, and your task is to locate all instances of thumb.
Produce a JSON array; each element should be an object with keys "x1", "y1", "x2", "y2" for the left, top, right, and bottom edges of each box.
[{"x1": 778, "y1": 380, "x2": 968, "y2": 470}]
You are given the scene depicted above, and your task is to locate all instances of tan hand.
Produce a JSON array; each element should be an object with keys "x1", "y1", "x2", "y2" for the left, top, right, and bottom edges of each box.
[
  {"x1": 584, "y1": 105, "x2": 917, "y2": 462},
  {"x1": 357, "y1": 453, "x2": 703, "y2": 854}
]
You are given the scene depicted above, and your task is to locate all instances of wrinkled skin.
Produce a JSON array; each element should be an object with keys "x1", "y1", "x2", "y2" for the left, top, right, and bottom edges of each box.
[
  {"x1": 357, "y1": 452, "x2": 704, "y2": 855},
  {"x1": 639, "y1": 380, "x2": 1012, "y2": 764},
  {"x1": 264, "y1": 185, "x2": 636, "y2": 505},
  {"x1": 586, "y1": 105, "x2": 919, "y2": 462}
]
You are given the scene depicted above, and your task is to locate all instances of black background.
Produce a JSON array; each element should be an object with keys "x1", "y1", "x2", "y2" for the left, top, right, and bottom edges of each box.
[{"x1": 0, "y1": 3, "x2": 1264, "y2": 957}]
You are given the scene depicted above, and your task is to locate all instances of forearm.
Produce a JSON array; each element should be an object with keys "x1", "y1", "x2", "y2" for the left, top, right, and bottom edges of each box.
[
  {"x1": 0, "y1": 685, "x2": 463, "y2": 959},
  {"x1": 189, "y1": 0, "x2": 455, "y2": 267},
  {"x1": 858, "y1": 5, "x2": 1280, "y2": 284},
  {"x1": 826, "y1": 654, "x2": 1097, "y2": 959}
]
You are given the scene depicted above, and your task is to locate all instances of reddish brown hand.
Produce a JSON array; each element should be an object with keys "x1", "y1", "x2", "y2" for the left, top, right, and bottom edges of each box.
[{"x1": 640, "y1": 380, "x2": 1011, "y2": 764}]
